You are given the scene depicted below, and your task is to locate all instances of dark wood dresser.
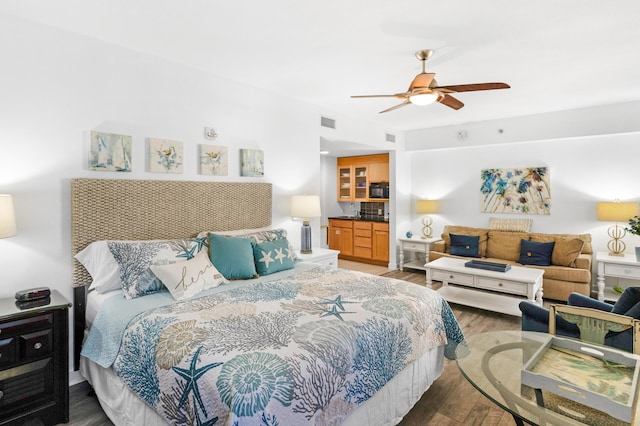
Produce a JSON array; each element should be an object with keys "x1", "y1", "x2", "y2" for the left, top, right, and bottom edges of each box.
[{"x1": 0, "y1": 291, "x2": 71, "y2": 425}]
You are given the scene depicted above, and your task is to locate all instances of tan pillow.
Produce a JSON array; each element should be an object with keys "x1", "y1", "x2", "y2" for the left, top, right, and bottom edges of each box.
[
  {"x1": 486, "y1": 231, "x2": 529, "y2": 262},
  {"x1": 530, "y1": 235, "x2": 584, "y2": 267},
  {"x1": 441, "y1": 226, "x2": 489, "y2": 257}
]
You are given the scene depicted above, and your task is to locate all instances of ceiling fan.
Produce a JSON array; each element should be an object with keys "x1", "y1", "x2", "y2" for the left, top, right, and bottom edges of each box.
[{"x1": 351, "y1": 49, "x2": 510, "y2": 113}]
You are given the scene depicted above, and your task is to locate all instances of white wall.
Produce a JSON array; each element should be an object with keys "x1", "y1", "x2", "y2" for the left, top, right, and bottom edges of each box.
[{"x1": 0, "y1": 14, "x2": 389, "y2": 380}]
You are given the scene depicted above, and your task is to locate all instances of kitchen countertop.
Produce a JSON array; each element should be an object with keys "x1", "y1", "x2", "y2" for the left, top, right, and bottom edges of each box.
[{"x1": 328, "y1": 215, "x2": 389, "y2": 223}]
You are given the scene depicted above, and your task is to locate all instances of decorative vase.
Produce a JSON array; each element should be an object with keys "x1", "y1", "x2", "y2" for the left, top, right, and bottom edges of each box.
[
  {"x1": 406, "y1": 231, "x2": 413, "y2": 238},
  {"x1": 636, "y1": 246, "x2": 640, "y2": 262}
]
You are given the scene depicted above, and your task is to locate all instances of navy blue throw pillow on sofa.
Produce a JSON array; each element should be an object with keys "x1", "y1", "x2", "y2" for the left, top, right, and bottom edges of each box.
[
  {"x1": 450, "y1": 233, "x2": 480, "y2": 258},
  {"x1": 518, "y1": 239, "x2": 555, "y2": 266}
]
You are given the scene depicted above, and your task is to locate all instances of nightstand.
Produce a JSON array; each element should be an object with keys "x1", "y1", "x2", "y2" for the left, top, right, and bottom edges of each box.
[
  {"x1": 398, "y1": 237, "x2": 440, "y2": 271},
  {"x1": 296, "y1": 248, "x2": 340, "y2": 270},
  {"x1": 0, "y1": 290, "x2": 71, "y2": 425},
  {"x1": 596, "y1": 251, "x2": 640, "y2": 301}
]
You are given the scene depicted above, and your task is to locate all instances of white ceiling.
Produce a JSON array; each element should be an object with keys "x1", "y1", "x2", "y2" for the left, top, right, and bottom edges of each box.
[{"x1": 2, "y1": 0, "x2": 640, "y2": 133}]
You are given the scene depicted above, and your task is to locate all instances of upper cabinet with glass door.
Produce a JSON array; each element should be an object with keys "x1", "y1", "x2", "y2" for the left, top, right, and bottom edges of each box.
[{"x1": 336, "y1": 154, "x2": 388, "y2": 202}]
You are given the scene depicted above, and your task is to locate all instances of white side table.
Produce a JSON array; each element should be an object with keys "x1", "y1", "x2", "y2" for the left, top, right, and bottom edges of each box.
[
  {"x1": 296, "y1": 248, "x2": 340, "y2": 270},
  {"x1": 398, "y1": 237, "x2": 440, "y2": 271},
  {"x1": 596, "y1": 251, "x2": 640, "y2": 301}
]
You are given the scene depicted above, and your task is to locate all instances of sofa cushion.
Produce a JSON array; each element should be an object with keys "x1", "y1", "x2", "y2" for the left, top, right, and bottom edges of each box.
[
  {"x1": 450, "y1": 233, "x2": 481, "y2": 258},
  {"x1": 530, "y1": 234, "x2": 584, "y2": 267},
  {"x1": 519, "y1": 240, "x2": 555, "y2": 266},
  {"x1": 486, "y1": 231, "x2": 529, "y2": 262},
  {"x1": 442, "y1": 226, "x2": 489, "y2": 257},
  {"x1": 522, "y1": 264, "x2": 591, "y2": 284},
  {"x1": 529, "y1": 232, "x2": 592, "y2": 255}
]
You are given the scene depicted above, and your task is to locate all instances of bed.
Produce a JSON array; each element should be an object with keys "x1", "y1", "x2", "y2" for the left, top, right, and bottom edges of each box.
[{"x1": 71, "y1": 178, "x2": 464, "y2": 426}]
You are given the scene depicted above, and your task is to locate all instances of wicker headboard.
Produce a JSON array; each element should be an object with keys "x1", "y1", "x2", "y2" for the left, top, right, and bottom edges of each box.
[{"x1": 71, "y1": 178, "x2": 272, "y2": 288}]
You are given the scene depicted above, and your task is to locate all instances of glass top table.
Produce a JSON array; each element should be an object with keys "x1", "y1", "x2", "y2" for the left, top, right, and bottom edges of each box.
[{"x1": 456, "y1": 331, "x2": 640, "y2": 426}]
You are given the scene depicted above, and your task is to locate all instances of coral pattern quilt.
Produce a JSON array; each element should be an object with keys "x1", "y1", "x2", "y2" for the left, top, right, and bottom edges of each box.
[{"x1": 108, "y1": 267, "x2": 464, "y2": 425}]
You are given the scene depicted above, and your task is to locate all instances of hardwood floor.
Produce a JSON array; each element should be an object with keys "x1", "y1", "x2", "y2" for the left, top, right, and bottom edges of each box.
[{"x1": 65, "y1": 264, "x2": 521, "y2": 425}]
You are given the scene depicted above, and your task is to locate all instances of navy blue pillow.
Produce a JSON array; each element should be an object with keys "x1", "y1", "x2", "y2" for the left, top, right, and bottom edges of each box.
[
  {"x1": 450, "y1": 233, "x2": 480, "y2": 258},
  {"x1": 518, "y1": 240, "x2": 555, "y2": 266}
]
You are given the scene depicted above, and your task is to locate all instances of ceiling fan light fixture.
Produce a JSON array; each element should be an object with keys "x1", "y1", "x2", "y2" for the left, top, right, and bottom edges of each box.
[{"x1": 408, "y1": 93, "x2": 438, "y2": 106}]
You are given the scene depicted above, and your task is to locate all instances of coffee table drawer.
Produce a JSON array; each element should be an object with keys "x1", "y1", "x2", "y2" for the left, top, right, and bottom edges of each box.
[
  {"x1": 604, "y1": 263, "x2": 640, "y2": 279},
  {"x1": 432, "y1": 270, "x2": 474, "y2": 285},
  {"x1": 476, "y1": 276, "x2": 528, "y2": 296}
]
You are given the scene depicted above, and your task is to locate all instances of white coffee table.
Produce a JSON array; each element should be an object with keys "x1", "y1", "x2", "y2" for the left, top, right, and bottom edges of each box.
[{"x1": 425, "y1": 257, "x2": 544, "y2": 316}]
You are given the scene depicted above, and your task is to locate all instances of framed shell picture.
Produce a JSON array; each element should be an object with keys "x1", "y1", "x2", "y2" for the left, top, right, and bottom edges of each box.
[
  {"x1": 480, "y1": 167, "x2": 551, "y2": 214},
  {"x1": 199, "y1": 144, "x2": 228, "y2": 176},
  {"x1": 240, "y1": 149, "x2": 264, "y2": 177},
  {"x1": 89, "y1": 131, "x2": 132, "y2": 172},
  {"x1": 148, "y1": 138, "x2": 184, "y2": 174}
]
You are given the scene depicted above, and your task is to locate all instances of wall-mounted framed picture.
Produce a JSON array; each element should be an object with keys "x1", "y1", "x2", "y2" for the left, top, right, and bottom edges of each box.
[
  {"x1": 480, "y1": 167, "x2": 551, "y2": 214},
  {"x1": 199, "y1": 144, "x2": 228, "y2": 176},
  {"x1": 148, "y1": 138, "x2": 184, "y2": 174},
  {"x1": 240, "y1": 149, "x2": 264, "y2": 177},
  {"x1": 89, "y1": 131, "x2": 132, "y2": 172}
]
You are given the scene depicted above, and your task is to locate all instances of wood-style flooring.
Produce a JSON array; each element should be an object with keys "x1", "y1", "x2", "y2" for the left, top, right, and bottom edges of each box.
[{"x1": 64, "y1": 262, "x2": 521, "y2": 425}]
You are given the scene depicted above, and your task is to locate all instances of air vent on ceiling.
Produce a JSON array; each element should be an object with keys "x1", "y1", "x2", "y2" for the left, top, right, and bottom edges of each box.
[
  {"x1": 320, "y1": 116, "x2": 336, "y2": 129},
  {"x1": 385, "y1": 133, "x2": 396, "y2": 143}
]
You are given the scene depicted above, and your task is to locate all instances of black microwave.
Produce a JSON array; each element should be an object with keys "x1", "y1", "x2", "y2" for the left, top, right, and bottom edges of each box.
[{"x1": 369, "y1": 183, "x2": 389, "y2": 199}]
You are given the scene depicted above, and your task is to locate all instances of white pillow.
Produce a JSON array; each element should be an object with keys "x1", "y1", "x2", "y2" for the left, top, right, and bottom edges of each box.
[
  {"x1": 150, "y1": 251, "x2": 227, "y2": 300},
  {"x1": 75, "y1": 241, "x2": 122, "y2": 293}
]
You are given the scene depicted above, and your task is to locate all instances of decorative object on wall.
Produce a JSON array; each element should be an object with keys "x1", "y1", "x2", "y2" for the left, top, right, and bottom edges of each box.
[
  {"x1": 240, "y1": 149, "x2": 264, "y2": 177},
  {"x1": 199, "y1": 144, "x2": 228, "y2": 176},
  {"x1": 416, "y1": 199, "x2": 438, "y2": 238},
  {"x1": 480, "y1": 167, "x2": 551, "y2": 215},
  {"x1": 597, "y1": 200, "x2": 639, "y2": 256},
  {"x1": 204, "y1": 127, "x2": 218, "y2": 140},
  {"x1": 89, "y1": 131, "x2": 132, "y2": 172},
  {"x1": 291, "y1": 195, "x2": 321, "y2": 254},
  {"x1": 148, "y1": 138, "x2": 184, "y2": 173},
  {"x1": 0, "y1": 194, "x2": 17, "y2": 238}
]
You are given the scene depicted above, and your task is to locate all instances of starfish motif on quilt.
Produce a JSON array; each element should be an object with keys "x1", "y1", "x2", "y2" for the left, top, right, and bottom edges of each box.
[
  {"x1": 258, "y1": 250, "x2": 275, "y2": 268},
  {"x1": 318, "y1": 295, "x2": 356, "y2": 311},
  {"x1": 193, "y1": 395, "x2": 218, "y2": 426},
  {"x1": 320, "y1": 304, "x2": 355, "y2": 321},
  {"x1": 172, "y1": 346, "x2": 222, "y2": 419}
]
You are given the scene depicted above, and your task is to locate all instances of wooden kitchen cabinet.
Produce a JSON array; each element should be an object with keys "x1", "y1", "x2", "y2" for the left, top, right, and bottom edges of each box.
[
  {"x1": 372, "y1": 222, "x2": 390, "y2": 261},
  {"x1": 336, "y1": 153, "x2": 388, "y2": 202},
  {"x1": 329, "y1": 219, "x2": 389, "y2": 265},
  {"x1": 328, "y1": 220, "x2": 353, "y2": 256}
]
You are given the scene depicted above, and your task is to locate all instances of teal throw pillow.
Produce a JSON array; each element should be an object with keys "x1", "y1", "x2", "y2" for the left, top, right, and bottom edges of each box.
[
  {"x1": 450, "y1": 233, "x2": 480, "y2": 258},
  {"x1": 518, "y1": 239, "x2": 555, "y2": 266},
  {"x1": 209, "y1": 233, "x2": 257, "y2": 279},
  {"x1": 252, "y1": 238, "x2": 295, "y2": 276}
]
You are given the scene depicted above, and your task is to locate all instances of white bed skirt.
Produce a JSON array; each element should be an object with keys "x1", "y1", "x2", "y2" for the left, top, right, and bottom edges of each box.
[{"x1": 80, "y1": 345, "x2": 444, "y2": 426}]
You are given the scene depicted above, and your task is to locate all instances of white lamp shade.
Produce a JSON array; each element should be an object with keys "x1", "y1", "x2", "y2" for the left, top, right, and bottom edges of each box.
[
  {"x1": 291, "y1": 195, "x2": 321, "y2": 219},
  {"x1": 597, "y1": 201, "x2": 639, "y2": 222},
  {"x1": 0, "y1": 194, "x2": 17, "y2": 238}
]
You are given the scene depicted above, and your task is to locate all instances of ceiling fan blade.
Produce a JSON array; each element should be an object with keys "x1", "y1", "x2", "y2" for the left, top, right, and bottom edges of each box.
[
  {"x1": 379, "y1": 101, "x2": 410, "y2": 113},
  {"x1": 351, "y1": 92, "x2": 409, "y2": 99},
  {"x1": 433, "y1": 82, "x2": 510, "y2": 93},
  {"x1": 438, "y1": 94, "x2": 464, "y2": 110}
]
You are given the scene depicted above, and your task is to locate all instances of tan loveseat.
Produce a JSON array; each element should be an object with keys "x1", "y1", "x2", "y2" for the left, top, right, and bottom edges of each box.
[{"x1": 428, "y1": 225, "x2": 593, "y2": 301}]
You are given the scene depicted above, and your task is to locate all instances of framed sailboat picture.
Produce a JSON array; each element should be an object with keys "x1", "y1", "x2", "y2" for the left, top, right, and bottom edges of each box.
[{"x1": 89, "y1": 131, "x2": 132, "y2": 172}]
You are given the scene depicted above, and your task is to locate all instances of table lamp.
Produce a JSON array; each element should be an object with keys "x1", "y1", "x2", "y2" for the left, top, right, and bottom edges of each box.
[
  {"x1": 597, "y1": 200, "x2": 639, "y2": 256},
  {"x1": 0, "y1": 194, "x2": 17, "y2": 238},
  {"x1": 291, "y1": 195, "x2": 321, "y2": 254},
  {"x1": 416, "y1": 199, "x2": 438, "y2": 239}
]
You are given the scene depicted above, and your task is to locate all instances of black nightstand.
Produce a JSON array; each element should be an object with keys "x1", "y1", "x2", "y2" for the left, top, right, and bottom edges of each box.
[{"x1": 0, "y1": 290, "x2": 71, "y2": 425}]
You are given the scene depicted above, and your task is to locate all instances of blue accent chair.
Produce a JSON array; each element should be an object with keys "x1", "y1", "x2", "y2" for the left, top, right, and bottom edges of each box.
[{"x1": 519, "y1": 287, "x2": 640, "y2": 352}]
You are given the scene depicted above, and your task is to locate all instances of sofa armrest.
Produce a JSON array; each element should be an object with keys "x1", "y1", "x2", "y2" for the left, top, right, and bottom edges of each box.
[
  {"x1": 432, "y1": 240, "x2": 446, "y2": 253},
  {"x1": 574, "y1": 253, "x2": 591, "y2": 270}
]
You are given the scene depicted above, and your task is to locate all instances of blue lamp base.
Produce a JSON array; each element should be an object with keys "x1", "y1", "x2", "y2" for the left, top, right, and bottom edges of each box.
[{"x1": 300, "y1": 220, "x2": 312, "y2": 254}]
